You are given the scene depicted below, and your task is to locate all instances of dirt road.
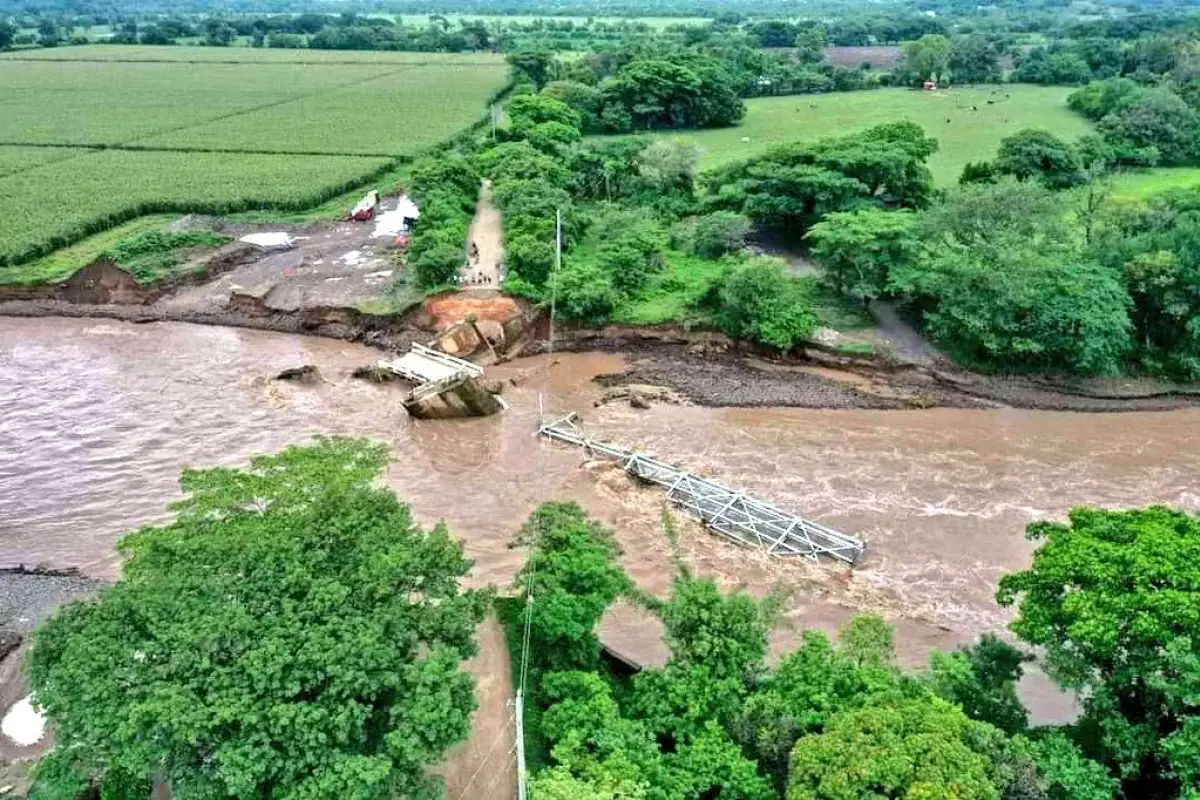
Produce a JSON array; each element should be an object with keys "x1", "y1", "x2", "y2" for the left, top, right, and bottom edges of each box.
[
  {"x1": 461, "y1": 181, "x2": 504, "y2": 290},
  {"x1": 439, "y1": 616, "x2": 516, "y2": 800}
]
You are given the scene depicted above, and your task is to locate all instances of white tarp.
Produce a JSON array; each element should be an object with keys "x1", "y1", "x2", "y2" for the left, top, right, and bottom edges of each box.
[
  {"x1": 240, "y1": 232, "x2": 293, "y2": 248},
  {"x1": 2, "y1": 695, "x2": 45, "y2": 746},
  {"x1": 372, "y1": 195, "x2": 421, "y2": 238}
]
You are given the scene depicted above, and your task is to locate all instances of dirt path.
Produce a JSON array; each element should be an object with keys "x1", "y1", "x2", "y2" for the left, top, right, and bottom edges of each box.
[
  {"x1": 439, "y1": 615, "x2": 516, "y2": 800},
  {"x1": 461, "y1": 181, "x2": 504, "y2": 290}
]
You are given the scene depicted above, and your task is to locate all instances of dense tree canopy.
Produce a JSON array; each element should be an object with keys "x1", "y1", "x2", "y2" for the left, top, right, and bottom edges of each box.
[
  {"x1": 891, "y1": 181, "x2": 1133, "y2": 374},
  {"x1": 998, "y1": 507, "x2": 1200, "y2": 797},
  {"x1": 705, "y1": 122, "x2": 937, "y2": 231},
  {"x1": 787, "y1": 699, "x2": 1003, "y2": 800},
  {"x1": 27, "y1": 438, "x2": 486, "y2": 799}
]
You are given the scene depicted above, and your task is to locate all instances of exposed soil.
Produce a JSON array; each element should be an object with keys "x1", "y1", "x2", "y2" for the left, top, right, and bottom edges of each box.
[
  {"x1": 547, "y1": 327, "x2": 1200, "y2": 412},
  {"x1": 0, "y1": 567, "x2": 104, "y2": 765},
  {"x1": 823, "y1": 45, "x2": 903, "y2": 69},
  {"x1": 439, "y1": 616, "x2": 516, "y2": 800},
  {"x1": 461, "y1": 180, "x2": 504, "y2": 289}
]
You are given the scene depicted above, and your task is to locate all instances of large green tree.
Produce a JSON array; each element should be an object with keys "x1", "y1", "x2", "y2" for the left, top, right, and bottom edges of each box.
[
  {"x1": 787, "y1": 699, "x2": 1002, "y2": 800},
  {"x1": 706, "y1": 123, "x2": 937, "y2": 231},
  {"x1": 895, "y1": 181, "x2": 1134, "y2": 375},
  {"x1": 998, "y1": 507, "x2": 1200, "y2": 797},
  {"x1": 510, "y1": 502, "x2": 631, "y2": 674},
  {"x1": 28, "y1": 438, "x2": 485, "y2": 799},
  {"x1": 806, "y1": 208, "x2": 919, "y2": 305}
]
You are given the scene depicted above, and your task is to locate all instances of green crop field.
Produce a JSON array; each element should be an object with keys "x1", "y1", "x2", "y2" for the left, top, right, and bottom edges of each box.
[
  {"x1": 140, "y1": 65, "x2": 507, "y2": 155},
  {"x1": 0, "y1": 44, "x2": 506, "y2": 64},
  {"x1": 0, "y1": 150, "x2": 392, "y2": 266},
  {"x1": 0, "y1": 47, "x2": 508, "y2": 271},
  {"x1": 0, "y1": 146, "x2": 75, "y2": 178},
  {"x1": 650, "y1": 85, "x2": 1094, "y2": 186}
]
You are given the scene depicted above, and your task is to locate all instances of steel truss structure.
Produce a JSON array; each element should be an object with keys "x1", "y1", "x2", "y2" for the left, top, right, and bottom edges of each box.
[{"x1": 538, "y1": 413, "x2": 864, "y2": 564}]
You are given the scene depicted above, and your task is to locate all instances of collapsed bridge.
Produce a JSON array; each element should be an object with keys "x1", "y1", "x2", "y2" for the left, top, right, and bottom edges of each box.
[{"x1": 537, "y1": 413, "x2": 865, "y2": 564}]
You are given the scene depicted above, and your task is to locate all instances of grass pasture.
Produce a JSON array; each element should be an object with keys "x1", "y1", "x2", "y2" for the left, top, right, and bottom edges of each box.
[
  {"x1": 653, "y1": 85, "x2": 1093, "y2": 186},
  {"x1": 0, "y1": 47, "x2": 507, "y2": 272},
  {"x1": 1110, "y1": 168, "x2": 1200, "y2": 199}
]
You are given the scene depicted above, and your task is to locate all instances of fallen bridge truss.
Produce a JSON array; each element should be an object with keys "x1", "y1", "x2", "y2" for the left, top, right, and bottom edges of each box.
[{"x1": 538, "y1": 413, "x2": 864, "y2": 564}]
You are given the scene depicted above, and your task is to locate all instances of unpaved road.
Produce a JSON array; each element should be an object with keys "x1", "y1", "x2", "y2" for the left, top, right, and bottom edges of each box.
[
  {"x1": 440, "y1": 616, "x2": 516, "y2": 800},
  {"x1": 462, "y1": 181, "x2": 504, "y2": 289}
]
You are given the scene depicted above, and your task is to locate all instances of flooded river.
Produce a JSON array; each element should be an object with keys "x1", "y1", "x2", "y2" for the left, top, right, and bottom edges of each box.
[{"x1": 3, "y1": 317, "x2": 1199, "y2": 717}]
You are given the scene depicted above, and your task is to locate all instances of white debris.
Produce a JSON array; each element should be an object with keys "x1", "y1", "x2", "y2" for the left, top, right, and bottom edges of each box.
[
  {"x1": 338, "y1": 250, "x2": 364, "y2": 266},
  {"x1": 2, "y1": 696, "x2": 46, "y2": 747},
  {"x1": 364, "y1": 270, "x2": 394, "y2": 279},
  {"x1": 372, "y1": 195, "x2": 420, "y2": 238},
  {"x1": 240, "y1": 232, "x2": 293, "y2": 248},
  {"x1": 811, "y1": 327, "x2": 841, "y2": 346}
]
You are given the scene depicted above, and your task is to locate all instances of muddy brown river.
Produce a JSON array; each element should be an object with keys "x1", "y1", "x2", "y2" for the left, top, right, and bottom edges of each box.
[{"x1": 3, "y1": 316, "x2": 1200, "y2": 726}]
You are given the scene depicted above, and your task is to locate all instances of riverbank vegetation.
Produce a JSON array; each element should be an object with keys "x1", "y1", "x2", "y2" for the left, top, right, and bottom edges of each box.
[
  {"x1": 503, "y1": 498, "x2": 1200, "y2": 799},
  {"x1": 25, "y1": 438, "x2": 487, "y2": 799}
]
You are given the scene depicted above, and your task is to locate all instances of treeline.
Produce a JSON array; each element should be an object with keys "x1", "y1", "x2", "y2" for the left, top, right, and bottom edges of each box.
[
  {"x1": 794, "y1": 117, "x2": 1200, "y2": 379},
  {"x1": 507, "y1": 499, "x2": 1200, "y2": 799}
]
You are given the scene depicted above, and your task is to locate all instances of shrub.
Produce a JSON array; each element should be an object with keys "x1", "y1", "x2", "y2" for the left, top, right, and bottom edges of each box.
[
  {"x1": 712, "y1": 258, "x2": 818, "y2": 351},
  {"x1": 691, "y1": 211, "x2": 752, "y2": 259}
]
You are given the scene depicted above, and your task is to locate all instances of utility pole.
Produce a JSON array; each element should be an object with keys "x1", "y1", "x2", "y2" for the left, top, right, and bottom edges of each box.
[{"x1": 549, "y1": 208, "x2": 561, "y2": 357}]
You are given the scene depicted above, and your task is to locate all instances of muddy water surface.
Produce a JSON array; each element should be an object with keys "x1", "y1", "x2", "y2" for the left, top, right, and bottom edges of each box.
[{"x1": 3, "y1": 317, "x2": 1199, "y2": 707}]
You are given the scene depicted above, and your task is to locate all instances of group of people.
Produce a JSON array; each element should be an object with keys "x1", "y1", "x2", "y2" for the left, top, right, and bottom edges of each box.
[{"x1": 459, "y1": 240, "x2": 496, "y2": 286}]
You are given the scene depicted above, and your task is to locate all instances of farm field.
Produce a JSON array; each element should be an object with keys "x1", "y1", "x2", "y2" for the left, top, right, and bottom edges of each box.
[
  {"x1": 0, "y1": 47, "x2": 507, "y2": 270},
  {"x1": 0, "y1": 150, "x2": 392, "y2": 266},
  {"x1": 0, "y1": 146, "x2": 76, "y2": 178},
  {"x1": 140, "y1": 65, "x2": 506, "y2": 155},
  {"x1": 650, "y1": 85, "x2": 1094, "y2": 186},
  {"x1": 0, "y1": 44, "x2": 506, "y2": 64}
]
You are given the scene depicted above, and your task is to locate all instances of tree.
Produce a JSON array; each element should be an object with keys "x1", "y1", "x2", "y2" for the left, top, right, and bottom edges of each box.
[
  {"x1": 806, "y1": 209, "x2": 919, "y2": 305},
  {"x1": 1099, "y1": 88, "x2": 1200, "y2": 166},
  {"x1": 997, "y1": 507, "x2": 1200, "y2": 796},
  {"x1": 1094, "y1": 194, "x2": 1200, "y2": 378},
  {"x1": 27, "y1": 439, "x2": 485, "y2": 799},
  {"x1": 926, "y1": 635, "x2": 1031, "y2": 735},
  {"x1": 992, "y1": 129, "x2": 1087, "y2": 190},
  {"x1": 950, "y1": 35, "x2": 1002, "y2": 84},
  {"x1": 901, "y1": 34, "x2": 952, "y2": 84},
  {"x1": 898, "y1": 236, "x2": 1133, "y2": 374},
  {"x1": 510, "y1": 502, "x2": 631, "y2": 674},
  {"x1": 542, "y1": 80, "x2": 603, "y2": 132},
  {"x1": 787, "y1": 699, "x2": 1003, "y2": 800},
  {"x1": 507, "y1": 49, "x2": 556, "y2": 90},
  {"x1": 692, "y1": 211, "x2": 752, "y2": 258},
  {"x1": 591, "y1": 206, "x2": 668, "y2": 294},
  {"x1": 712, "y1": 258, "x2": 819, "y2": 351},
  {"x1": 705, "y1": 123, "x2": 937, "y2": 231},
  {"x1": 1068, "y1": 78, "x2": 1141, "y2": 121},
  {"x1": 552, "y1": 259, "x2": 618, "y2": 326},
  {"x1": 895, "y1": 181, "x2": 1134, "y2": 374},
  {"x1": 751, "y1": 20, "x2": 799, "y2": 48},
  {"x1": 636, "y1": 139, "x2": 699, "y2": 197},
  {"x1": 0, "y1": 19, "x2": 16, "y2": 51},
  {"x1": 1013, "y1": 46, "x2": 1093, "y2": 85},
  {"x1": 739, "y1": 620, "x2": 917, "y2": 789}
]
